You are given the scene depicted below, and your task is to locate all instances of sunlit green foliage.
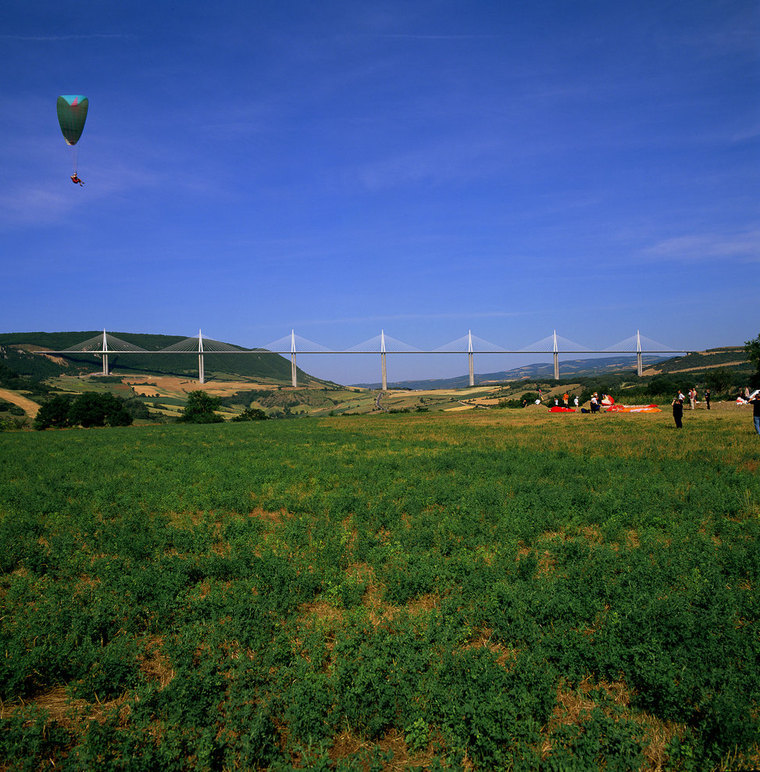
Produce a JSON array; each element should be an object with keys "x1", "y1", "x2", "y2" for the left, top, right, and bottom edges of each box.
[
  {"x1": 230, "y1": 406, "x2": 268, "y2": 422},
  {"x1": 0, "y1": 410, "x2": 758, "y2": 769},
  {"x1": 746, "y1": 332, "x2": 760, "y2": 388},
  {"x1": 177, "y1": 390, "x2": 224, "y2": 423}
]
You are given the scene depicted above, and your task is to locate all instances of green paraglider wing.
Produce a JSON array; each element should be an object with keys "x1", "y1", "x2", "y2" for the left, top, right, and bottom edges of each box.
[{"x1": 56, "y1": 95, "x2": 89, "y2": 146}]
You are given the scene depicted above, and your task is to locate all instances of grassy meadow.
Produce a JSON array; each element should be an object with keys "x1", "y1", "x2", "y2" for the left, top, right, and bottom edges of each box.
[{"x1": 0, "y1": 408, "x2": 758, "y2": 770}]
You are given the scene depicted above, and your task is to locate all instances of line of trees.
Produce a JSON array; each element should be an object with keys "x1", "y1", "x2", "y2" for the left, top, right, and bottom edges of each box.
[
  {"x1": 746, "y1": 332, "x2": 760, "y2": 388},
  {"x1": 178, "y1": 391, "x2": 267, "y2": 423},
  {"x1": 34, "y1": 393, "x2": 134, "y2": 430}
]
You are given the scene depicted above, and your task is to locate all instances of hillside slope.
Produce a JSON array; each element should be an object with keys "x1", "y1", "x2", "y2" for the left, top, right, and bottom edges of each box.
[
  {"x1": 0, "y1": 331, "x2": 322, "y2": 385},
  {"x1": 354, "y1": 354, "x2": 668, "y2": 390},
  {"x1": 355, "y1": 347, "x2": 752, "y2": 390},
  {"x1": 642, "y1": 346, "x2": 750, "y2": 375}
]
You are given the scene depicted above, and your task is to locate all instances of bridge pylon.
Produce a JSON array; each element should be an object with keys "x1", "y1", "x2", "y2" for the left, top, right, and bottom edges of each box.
[{"x1": 101, "y1": 329, "x2": 109, "y2": 376}]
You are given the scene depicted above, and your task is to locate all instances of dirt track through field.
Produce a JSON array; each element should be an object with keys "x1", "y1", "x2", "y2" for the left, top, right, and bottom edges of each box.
[{"x1": 0, "y1": 388, "x2": 40, "y2": 418}]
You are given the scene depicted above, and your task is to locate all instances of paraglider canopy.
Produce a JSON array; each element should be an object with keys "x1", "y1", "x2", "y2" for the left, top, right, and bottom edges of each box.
[{"x1": 56, "y1": 95, "x2": 89, "y2": 146}]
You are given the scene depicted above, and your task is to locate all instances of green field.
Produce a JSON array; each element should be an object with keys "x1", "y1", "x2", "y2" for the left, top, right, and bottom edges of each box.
[{"x1": 1, "y1": 410, "x2": 758, "y2": 770}]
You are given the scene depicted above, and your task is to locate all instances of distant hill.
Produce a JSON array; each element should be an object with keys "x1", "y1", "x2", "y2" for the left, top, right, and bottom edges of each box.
[
  {"x1": 642, "y1": 346, "x2": 751, "y2": 376},
  {"x1": 0, "y1": 331, "x2": 325, "y2": 385},
  {"x1": 353, "y1": 354, "x2": 670, "y2": 390}
]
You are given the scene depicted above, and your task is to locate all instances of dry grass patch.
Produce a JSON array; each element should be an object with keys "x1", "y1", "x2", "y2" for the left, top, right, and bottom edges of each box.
[
  {"x1": 0, "y1": 686, "x2": 130, "y2": 730},
  {"x1": 140, "y1": 636, "x2": 175, "y2": 690},
  {"x1": 249, "y1": 506, "x2": 289, "y2": 524},
  {"x1": 0, "y1": 387, "x2": 40, "y2": 418},
  {"x1": 164, "y1": 510, "x2": 204, "y2": 528},
  {"x1": 541, "y1": 677, "x2": 688, "y2": 772},
  {"x1": 328, "y1": 727, "x2": 455, "y2": 771},
  {"x1": 462, "y1": 627, "x2": 518, "y2": 668},
  {"x1": 406, "y1": 593, "x2": 439, "y2": 615},
  {"x1": 299, "y1": 599, "x2": 345, "y2": 628}
]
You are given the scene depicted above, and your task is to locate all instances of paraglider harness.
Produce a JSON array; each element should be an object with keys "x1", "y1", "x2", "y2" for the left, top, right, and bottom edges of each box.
[{"x1": 70, "y1": 174, "x2": 84, "y2": 186}]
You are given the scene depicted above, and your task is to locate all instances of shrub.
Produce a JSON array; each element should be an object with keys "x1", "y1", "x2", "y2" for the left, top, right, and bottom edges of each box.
[
  {"x1": 646, "y1": 376, "x2": 679, "y2": 397},
  {"x1": 703, "y1": 368, "x2": 734, "y2": 396},
  {"x1": 178, "y1": 391, "x2": 224, "y2": 423},
  {"x1": 68, "y1": 392, "x2": 132, "y2": 428},
  {"x1": 33, "y1": 395, "x2": 73, "y2": 429},
  {"x1": 231, "y1": 407, "x2": 267, "y2": 422}
]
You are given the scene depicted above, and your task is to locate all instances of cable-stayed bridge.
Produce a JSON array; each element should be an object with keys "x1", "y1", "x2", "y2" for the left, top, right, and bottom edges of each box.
[{"x1": 41, "y1": 329, "x2": 687, "y2": 389}]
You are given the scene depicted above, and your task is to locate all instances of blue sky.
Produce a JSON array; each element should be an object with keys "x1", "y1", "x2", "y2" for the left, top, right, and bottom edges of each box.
[{"x1": 2, "y1": 1, "x2": 758, "y2": 384}]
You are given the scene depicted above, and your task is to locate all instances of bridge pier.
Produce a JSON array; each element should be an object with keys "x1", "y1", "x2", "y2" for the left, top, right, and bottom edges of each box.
[
  {"x1": 198, "y1": 329, "x2": 205, "y2": 384},
  {"x1": 468, "y1": 330, "x2": 474, "y2": 387},
  {"x1": 552, "y1": 330, "x2": 560, "y2": 380},
  {"x1": 381, "y1": 330, "x2": 388, "y2": 391},
  {"x1": 101, "y1": 330, "x2": 109, "y2": 375},
  {"x1": 291, "y1": 331, "x2": 298, "y2": 387}
]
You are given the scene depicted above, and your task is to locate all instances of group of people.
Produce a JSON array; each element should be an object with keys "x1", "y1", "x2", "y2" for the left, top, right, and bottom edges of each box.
[
  {"x1": 672, "y1": 386, "x2": 760, "y2": 434},
  {"x1": 588, "y1": 392, "x2": 614, "y2": 414},
  {"x1": 526, "y1": 382, "x2": 759, "y2": 434},
  {"x1": 552, "y1": 392, "x2": 580, "y2": 409}
]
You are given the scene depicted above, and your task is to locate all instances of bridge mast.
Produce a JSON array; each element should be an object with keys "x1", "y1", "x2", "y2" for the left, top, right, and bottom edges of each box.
[
  {"x1": 468, "y1": 330, "x2": 474, "y2": 387},
  {"x1": 198, "y1": 329, "x2": 205, "y2": 384},
  {"x1": 636, "y1": 329, "x2": 643, "y2": 377},
  {"x1": 291, "y1": 330, "x2": 298, "y2": 388},
  {"x1": 381, "y1": 330, "x2": 387, "y2": 391},
  {"x1": 101, "y1": 329, "x2": 109, "y2": 376},
  {"x1": 553, "y1": 330, "x2": 559, "y2": 381}
]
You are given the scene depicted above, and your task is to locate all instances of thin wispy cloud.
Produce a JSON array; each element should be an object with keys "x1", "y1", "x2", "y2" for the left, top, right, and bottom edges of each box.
[
  {"x1": 376, "y1": 33, "x2": 501, "y2": 40},
  {"x1": 0, "y1": 186, "x2": 76, "y2": 228},
  {"x1": 642, "y1": 231, "x2": 760, "y2": 263},
  {"x1": 0, "y1": 33, "x2": 134, "y2": 41},
  {"x1": 0, "y1": 160, "x2": 162, "y2": 230},
  {"x1": 294, "y1": 310, "x2": 539, "y2": 328},
  {"x1": 732, "y1": 123, "x2": 760, "y2": 142},
  {"x1": 352, "y1": 139, "x2": 503, "y2": 191}
]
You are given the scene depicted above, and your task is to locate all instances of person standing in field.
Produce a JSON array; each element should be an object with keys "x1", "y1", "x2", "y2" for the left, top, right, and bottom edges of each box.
[
  {"x1": 563, "y1": 392, "x2": 569, "y2": 406},
  {"x1": 672, "y1": 393, "x2": 684, "y2": 429},
  {"x1": 750, "y1": 391, "x2": 760, "y2": 436},
  {"x1": 590, "y1": 393, "x2": 600, "y2": 413},
  {"x1": 705, "y1": 389, "x2": 711, "y2": 410},
  {"x1": 573, "y1": 395, "x2": 579, "y2": 410},
  {"x1": 689, "y1": 387, "x2": 697, "y2": 410}
]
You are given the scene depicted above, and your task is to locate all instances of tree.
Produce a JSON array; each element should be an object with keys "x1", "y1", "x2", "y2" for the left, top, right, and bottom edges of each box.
[
  {"x1": 34, "y1": 395, "x2": 72, "y2": 430},
  {"x1": 704, "y1": 368, "x2": 734, "y2": 396},
  {"x1": 231, "y1": 407, "x2": 268, "y2": 422},
  {"x1": 745, "y1": 333, "x2": 760, "y2": 388},
  {"x1": 67, "y1": 392, "x2": 133, "y2": 428},
  {"x1": 122, "y1": 398, "x2": 150, "y2": 420},
  {"x1": 35, "y1": 392, "x2": 133, "y2": 430},
  {"x1": 179, "y1": 390, "x2": 224, "y2": 423},
  {"x1": 646, "y1": 376, "x2": 680, "y2": 397},
  {"x1": 67, "y1": 392, "x2": 109, "y2": 427}
]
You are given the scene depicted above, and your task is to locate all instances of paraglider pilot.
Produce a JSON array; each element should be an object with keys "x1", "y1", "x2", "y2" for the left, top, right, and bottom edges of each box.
[{"x1": 70, "y1": 173, "x2": 84, "y2": 186}]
